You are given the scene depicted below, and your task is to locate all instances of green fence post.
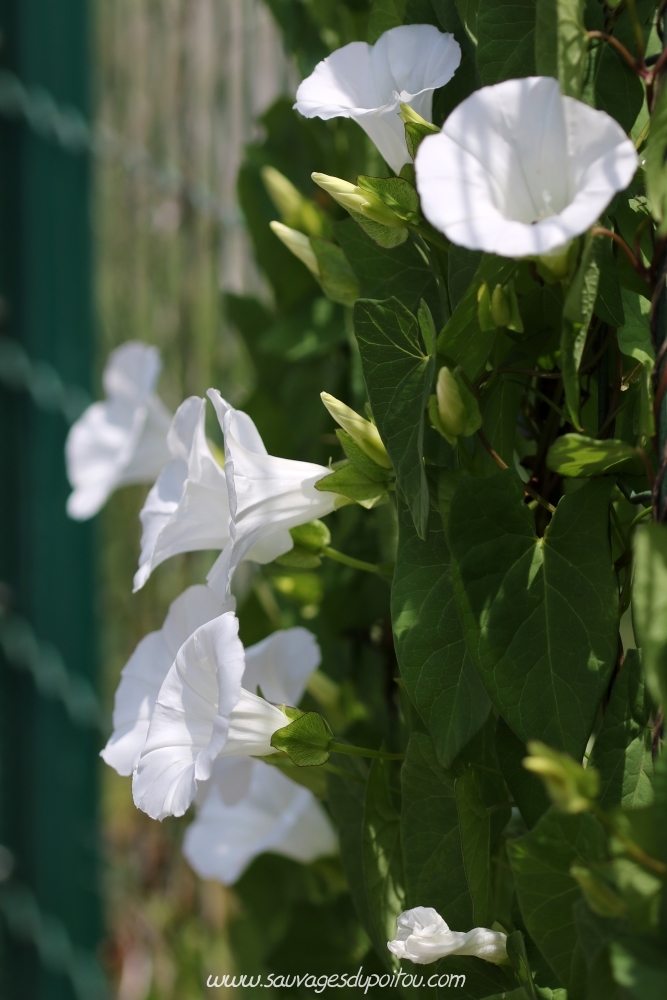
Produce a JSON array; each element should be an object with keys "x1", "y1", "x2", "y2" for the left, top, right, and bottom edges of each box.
[{"x1": 0, "y1": 1, "x2": 105, "y2": 998}]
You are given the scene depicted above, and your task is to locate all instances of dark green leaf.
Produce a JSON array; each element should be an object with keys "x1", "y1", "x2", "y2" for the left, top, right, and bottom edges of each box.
[
  {"x1": 455, "y1": 768, "x2": 497, "y2": 926},
  {"x1": 335, "y1": 219, "x2": 438, "y2": 315},
  {"x1": 508, "y1": 808, "x2": 607, "y2": 990},
  {"x1": 368, "y1": 0, "x2": 406, "y2": 41},
  {"x1": 448, "y1": 247, "x2": 484, "y2": 313},
  {"x1": 496, "y1": 718, "x2": 550, "y2": 829},
  {"x1": 618, "y1": 290, "x2": 653, "y2": 364},
  {"x1": 354, "y1": 298, "x2": 434, "y2": 538},
  {"x1": 327, "y1": 761, "x2": 376, "y2": 945},
  {"x1": 450, "y1": 472, "x2": 619, "y2": 757},
  {"x1": 476, "y1": 0, "x2": 536, "y2": 84},
  {"x1": 589, "y1": 649, "x2": 653, "y2": 810},
  {"x1": 535, "y1": 0, "x2": 588, "y2": 97},
  {"x1": 401, "y1": 732, "x2": 473, "y2": 926},
  {"x1": 589, "y1": 43, "x2": 644, "y2": 135},
  {"x1": 633, "y1": 523, "x2": 667, "y2": 710},
  {"x1": 362, "y1": 759, "x2": 405, "y2": 967},
  {"x1": 315, "y1": 462, "x2": 388, "y2": 503},
  {"x1": 646, "y1": 81, "x2": 667, "y2": 235},
  {"x1": 546, "y1": 433, "x2": 640, "y2": 477},
  {"x1": 438, "y1": 256, "x2": 516, "y2": 380},
  {"x1": 311, "y1": 237, "x2": 360, "y2": 307},
  {"x1": 507, "y1": 930, "x2": 539, "y2": 999},
  {"x1": 610, "y1": 939, "x2": 667, "y2": 1000},
  {"x1": 271, "y1": 711, "x2": 333, "y2": 766},
  {"x1": 435, "y1": 956, "x2": 515, "y2": 999},
  {"x1": 594, "y1": 235, "x2": 624, "y2": 327},
  {"x1": 392, "y1": 497, "x2": 491, "y2": 768},
  {"x1": 432, "y1": 0, "x2": 483, "y2": 120},
  {"x1": 561, "y1": 234, "x2": 600, "y2": 429}
]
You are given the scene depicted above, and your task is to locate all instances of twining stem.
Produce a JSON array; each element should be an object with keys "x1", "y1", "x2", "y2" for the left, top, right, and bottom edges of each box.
[
  {"x1": 477, "y1": 428, "x2": 557, "y2": 514},
  {"x1": 587, "y1": 31, "x2": 647, "y2": 77},
  {"x1": 628, "y1": 504, "x2": 652, "y2": 529},
  {"x1": 591, "y1": 227, "x2": 647, "y2": 278},
  {"x1": 329, "y1": 741, "x2": 404, "y2": 761},
  {"x1": 593, "y1": 806, "x2": 667, "y2": 877},
  {"x1": 323, "y1": 546, "x2": 385, "y2": 576}
]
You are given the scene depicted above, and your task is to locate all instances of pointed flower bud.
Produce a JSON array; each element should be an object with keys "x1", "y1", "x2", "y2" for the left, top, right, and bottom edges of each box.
[
  {"x1": 491, "y1": 283, "x2": 512, "y2": 328},
  {"x1": 261, "y1": 166, "x2": 326, "y2": 236},
  {"x1": 311, "y1": 173, "x2": 407, "y2": 230},
  {"x1": 270, "y1": 222, "x2": 320, "y2": 278},
  {"x1": 477, "y1": 282, "x2": 495, "y2": 332},
  {"x1": 523, "y1": 741, "x2": 599, "y2": 814},
  {"x1": 430, "y1": 367, "x2": 482, "y2": 445},
  {"x1": 320, "y1": 392, "x2": 392, "y2": 469}
]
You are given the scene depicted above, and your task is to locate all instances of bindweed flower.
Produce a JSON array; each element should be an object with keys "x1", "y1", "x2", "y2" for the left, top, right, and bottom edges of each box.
[
  {"x1": 206, "y1": 389, "x2": 340, "y2": 597},
  {"x1": 65, "y1": 342, "x2": 172, "y2": 520},
  {"x1": 132, "y1": 610, "x2": 322, "y2": 820},
  {"x1": 415, "y1": 76, "x2": 638, "y2": 258},
  {"x1": 387, "y1": 907, "x2": 508, "y2": 966},
  {"x1": 101, "y1": 584, "x2": 231, "y2": 775},
  {"x1": 294, "y1": 25, "x2": 461, "y2": 173},
  {"x1": 183, "y1": 758, "x2": 337, "y2": 885},
  {"x1": 320, "y1": 392, "x2": 391, "y2": 468},
  {"x1": 270, "y1": 222, "x2": 320, "y2": 277}
]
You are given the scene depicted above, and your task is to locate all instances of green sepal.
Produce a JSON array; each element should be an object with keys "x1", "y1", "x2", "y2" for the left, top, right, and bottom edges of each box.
[
  {"x1": 315, "y1": 461, "x2": 389, "y2": 505},
  {"x1": 546, "y1": 433, "x2": 641, "y2": 478},
  {"x1": 335, "y1": 429, "x2": 393, "y2": 483},
  {"x1": 348, "y1": 208, "x2": 408, "y2": 248},
  {"x1": 311, "y1": 236, "x2": 360, "y2": 307},
  {"x1": 274, "y1": 548, "x2": 322, "y2": 569},
  {"x1": 270, "y1": 710, "x2": 333, "y2": 766},
  {"x1": 356, "y1": 174, "x2": 421, "y2": 225},
  {"x1": 289, "y1": 519, "x2": 331, "y2": 553}
]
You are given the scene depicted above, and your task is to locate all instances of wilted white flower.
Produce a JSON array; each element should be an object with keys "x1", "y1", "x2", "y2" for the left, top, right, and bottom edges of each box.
[
  {"x1": 100, "y1": 584, "x2": 230, "y2": 775},
  {"x1": 183, "y1": 759, "x2": 337, "y2": 885},
  {"x1": 294, "y1": 24, "x2": 461, "y2": 173},
  {"x1": 65, "y1": 342, "x2": 172, "y2": 519},
  {"x1": 133, "y1": 396, "x2": 231, "y2": 591},
  {"x1": 415, "y1": 76, "x2": 638, "y2": 258},
  {"x1": 387, "y1": 907, "x2": 508, "y2": 966},
  {"x1": 206, "y1": 389, "x2": 339, "y2": 597},
  {"x1": 132, "y1": 611, "x2": 321, "y2": 820}
]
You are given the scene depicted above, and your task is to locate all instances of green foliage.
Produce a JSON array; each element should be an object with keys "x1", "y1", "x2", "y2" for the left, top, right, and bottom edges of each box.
[
  {"x1": 362, "y1": 759, "x2": 405, "y2": 965},
  {"x1": 633, "y1": 523, "x2": 667, "y2": 709},
  {"x1": 647, "y1": 82, "x2": 667, "y2": 235},
  {"x1": 561, "y1": 234, "x2": 601, "y2": 429},
  {"x1": 547, "y1": 433, "x2": 639, "y2": 477},
  {"x1": 271, "y1": 711, "x2": 334, "y2": 765},
  {"x1": 476, "y1": 0, "x2": 536, "y2": 84},
  {"x1": 535, "y1": 0, "x2": 588, "y2": 97}
]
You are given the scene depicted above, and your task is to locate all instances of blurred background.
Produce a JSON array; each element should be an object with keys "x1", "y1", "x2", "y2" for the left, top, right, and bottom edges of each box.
[{"x1": 0, "y1": 1, "x2": 402, "y2": 997}]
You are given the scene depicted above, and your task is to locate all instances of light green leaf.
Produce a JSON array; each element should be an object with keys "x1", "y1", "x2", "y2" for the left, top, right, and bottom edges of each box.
[
  {"x1": 311, "y1": 237, "x2": 360, "y2": 307},
  {"x1": 535, "y1": 0, "x2": 588, "y2": 97},
  {"x1": 437, "y1": 255, "x2": 516, "y2": 380},
  {"x1": 633, "y1": 523, "x2": 667, "y2": 710},
  {"x1": 392, "y1": 498, "x2": 491, "y2": 769},
  {"x1": 335, "y1": 430, "x2": 393, "y2": 483},
  {"x1": 610, "y1": 940, "x2": 667, "y2": 1000},
  {"x1": 589, "y1": 649, "x2": 654, "y2": 810},
  {"x1": 508, "y1": 808, "x2": 608, "y2": 989},
  {"x1": 315, "y1": 461, "x2": 388, "y2": 504},
  {"x1": 354, "y1": 297, "x2": 434, "y2": 538},
  {"x1": 646, "y1": 76, "x2": 667, "y2": 235},
  {"x1": 618, "y1": 290, "x2": 653, "y2": 365},
  {"x1": 356, "y1": 175, "x2": 420, "y2": 224},
  {"x1": 270, "y1": 711, "x2": 332, "y2": 766},
  {"x1": 450, "y1": 472, "x2": 619, "y2": 757},
  {"x1": 362, "y1": 759, "x2": 405, "y2": 967},
  {"x1": 476, "y1": 0, "x2": 536, "y2": 84},
  {"x1": 561, "y1": 234, "x2": 600, "y2": 429},
  {"x1": 401, "y1": 732, "x2": 473, "y2": 927},
  {"x1": 547, "y1": 433, "x2": 640, "y2": 477}
]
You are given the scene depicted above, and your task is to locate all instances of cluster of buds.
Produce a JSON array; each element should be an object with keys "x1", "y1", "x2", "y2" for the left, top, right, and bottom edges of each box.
[{"x1": 477, "y1": 281, "x2": 524, "y2": 333}]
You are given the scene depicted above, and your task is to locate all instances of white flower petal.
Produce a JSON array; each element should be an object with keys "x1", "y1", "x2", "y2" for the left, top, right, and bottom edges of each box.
[
  {"x1": 133, "y1": 396, "x2": 230, "y2": 591},
  {"x1": 221, "y1": 688, "x2": 289, "y2": 758},
  {"x1": 387, "y1": 907, "x2": 507, "y2": 966},
  {"x1": 415, "y1": 76, "x2": 638, "y2": 258},
  {"x1": 243, "y1": 627, "x2": 321, "y2": 706},
  {"x1": 133, "y1": 611, "x2": 246, "y2": 820},
  {"x1": 183, "y1": 760, "x2": 337, "y2": 884},
  {"x1": 294, "y1": 25, "x2": 461, "y2": 173},
  {"x1": 66, "y1": 342, "x2": 172, "y2": 520},
  {"x1": 207, "y1": 388, "x2": 336, "y2": 597}
]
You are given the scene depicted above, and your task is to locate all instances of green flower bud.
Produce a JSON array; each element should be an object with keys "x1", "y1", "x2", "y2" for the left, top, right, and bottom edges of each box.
[
  {"x1": 477, "y1": 282, "x2": 495, "y2": 331},
  {"x1": 535, "y1": 240, "x2": 579, "y2": 283},
  {"x1": 261, "y1": 166, "x2": 326, "y2": 236},
  {"x1": 320, "y1": 392, "x2": 392, "y2": 469},
  {"x1": 270, "y1": 222, "x2": 320, "y2": 277},
  {"x1": 431, "y1": 367, "x2": 483, "y2": 445},
  {"x1": 491, "y1": 284, "x2": 512, "y2": 328},
  {"x1": 523, "y1": 741, "x2": 600, "y2": 814},
  {"x1": 506, "y1": 280, "x2": 524, "y2": 333},
  {"x1": 311, "y1": 172, "x2": 407, "y2": 230},
  {"x1": 289, "y1": 519, "x2": 331, "y2": 554}
]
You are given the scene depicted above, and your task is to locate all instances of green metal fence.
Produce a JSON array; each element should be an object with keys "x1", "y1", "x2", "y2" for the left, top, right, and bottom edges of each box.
[{"x1": 0, "y1": 1, "x2": 106, "y2": 997}]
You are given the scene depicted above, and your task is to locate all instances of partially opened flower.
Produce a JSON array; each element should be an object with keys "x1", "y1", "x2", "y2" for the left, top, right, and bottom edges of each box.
[
  {"x1": 294, "y1": 25, "x2": 461, "y2": 173},
  {"x1": 415, "y1": 76, "x2": 638, "y2": 258},
  {"x1": 183, "y1": 759, "x2": 337, "y2": 884},
  {"x1": 387, "y1": 907, "x2": 508, "y2": 966},
  {"x1": 65, "y1": 342, "x2": 172, "y2": 519},
  {"x1": 132, "y1": 611, "x2": 322, "y2": 820},
  {"x1": 206, "y1": 389, "x2": 340, "y2": 597},
  {"x1": 100, "y1": 584, "x2": 230, "y2": 775},
  {"x1": 133, "y1": 396, "x2": 231, "y2": 591}
]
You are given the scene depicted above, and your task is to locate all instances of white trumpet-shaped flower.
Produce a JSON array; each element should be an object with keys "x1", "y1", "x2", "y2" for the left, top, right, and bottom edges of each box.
[
  {"x1": 294, "y1": 25, "x2": 461, "y2": 174},
  {"x1": 415, "y1": 76, "x2": 638, "y2": 258},
  {"x1": 133, "y1": 396, "x2": 231, "y2": 591},
  {"x1": 65, "y1": 342, "x2": 172, "y2": 520},
  {"x1": 100, "y1": 584, "x2": 231, "y2": 775},
  {"x1": 387, "y1": 907, "x2": 508, "y2": 966},
  {"x1": 132, "y1": 611, "x2": 321, "y2": 820},
  {"x1": 183, "y1": 759, "x2": 337, "y2": 885},
  {"x1": 206, "y1": 389, "x2": 339, "y2": 597}
]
